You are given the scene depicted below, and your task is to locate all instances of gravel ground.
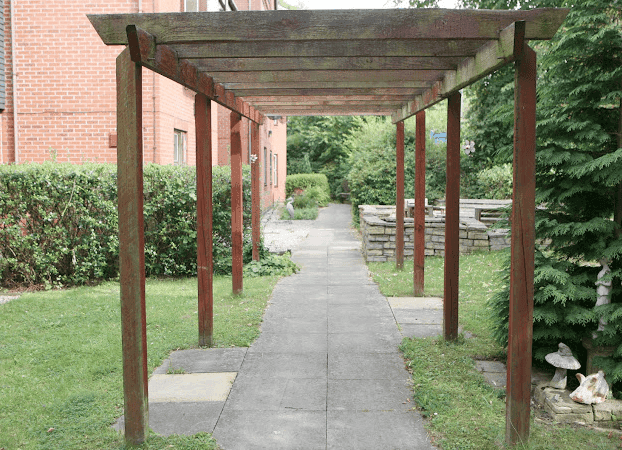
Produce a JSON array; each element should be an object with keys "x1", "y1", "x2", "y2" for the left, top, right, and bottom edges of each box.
[{"x1": 261, "y1": 206, "x2": 313, "y2": 254}]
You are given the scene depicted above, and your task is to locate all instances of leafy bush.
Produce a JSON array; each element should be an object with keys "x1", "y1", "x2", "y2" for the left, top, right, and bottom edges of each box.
[
  {"x1": 0, "y1": 162, "x2": 265, "y2": 288},
  {"x1": 304, "y1": 185, "x2": 330, "y2": 207},
  {"x1": 291, "y1": 193, "x2": 314, "y2": 209},
  {"x1": 0, "y1": 162, "x2": 118, "y2": 288},
  {"x1": 243, "y1": 253, "x2": 299, "y2": 278},
  {"x1": 346, "y1": 115, "x2": 448, "y2": 222},
  {"x1": 285, "y1": 173, "x2": 330, "y2": 199},
  {"x1": 476, "y1": 163, "x2": 513, "y2": 199}
]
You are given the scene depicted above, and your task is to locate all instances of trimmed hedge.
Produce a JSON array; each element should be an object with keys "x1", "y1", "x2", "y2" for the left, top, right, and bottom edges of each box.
[{"x1": 0, "y1": 162, "x2": 260, "y2": 288}]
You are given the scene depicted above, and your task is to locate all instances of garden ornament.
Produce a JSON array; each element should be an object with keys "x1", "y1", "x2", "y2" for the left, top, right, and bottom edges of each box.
[
  {"x1": 570, "y1": 370, "x2": 608, "y2": 404},
  {"x1": 286, "y1": 197, "x2": 295, "y2": 219},
  {"x1": 545, "y1": 343, "x2": 581, "y2": 389},
  {"x1": 594, "y1": 258, "x2": 612, "y2": 339}
]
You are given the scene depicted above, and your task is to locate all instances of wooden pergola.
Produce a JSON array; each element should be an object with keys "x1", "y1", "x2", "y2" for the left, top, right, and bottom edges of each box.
[{"x1": 89, "y1": 7, "x2": 568, "y2": 447}]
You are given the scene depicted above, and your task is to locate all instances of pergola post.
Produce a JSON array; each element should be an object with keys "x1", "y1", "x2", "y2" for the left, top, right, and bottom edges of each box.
[
  {"x1": 231, "y1": 111, "x2": 244, "y2": 295},
  {"x1": 396, "y1": 120, "x2": 405, "y2": 269},
  {"x1": 506, "y1": 44, "x2": 536, "y2": 446},
  {"x1": 444, "y1": 92, "x2": 461, "y2": 341},
  {"x1": 116, "y1": 47, "x2": 148, "y2": 445},
  {"x1": 414, "y1": 110, "x2": 426, "y2": 296},
  {"x1": 196, "y1": 94, "x2": 214, "y2": 347},
  {"x1": 251, "y1": 121, "x2": 261, "y2": 261}
]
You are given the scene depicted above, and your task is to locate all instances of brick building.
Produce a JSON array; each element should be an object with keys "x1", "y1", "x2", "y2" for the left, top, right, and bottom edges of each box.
[{"x1": 0, "y1": 0, "x2": 287, "y2": 208}]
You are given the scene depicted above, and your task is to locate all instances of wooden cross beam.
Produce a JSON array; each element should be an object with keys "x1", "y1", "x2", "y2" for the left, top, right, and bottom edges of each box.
[
  {"x1": 125, "y1": 25, "x2": 263, "y2": 124},
  {"x1": 392, "y1": 21, "x2": 526, "y2": 123}
]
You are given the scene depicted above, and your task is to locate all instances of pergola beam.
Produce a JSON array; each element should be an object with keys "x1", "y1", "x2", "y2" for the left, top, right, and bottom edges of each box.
[
  {"x1": 125, "y1": 25, "x2": 263, "y2": 124},
  {"x1": 89, "y1": 9, "x2": 569, "y2": 45},
  {"x1": 174, "y1": 39, "x2": 487, "y2": 59},
  {"x1": 228, "y1": 81, "x2": 429, "y2": 89},
  {"x1": 392, "y1": 21, "x2": 526, "y2": 123},
  {"x1": 195, "y1": 56, "x2": 461, "y2": 72}
]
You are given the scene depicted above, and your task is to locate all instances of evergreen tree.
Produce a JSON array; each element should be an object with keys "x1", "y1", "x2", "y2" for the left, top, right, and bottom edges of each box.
[{"x1": 489, "y1": 1, "x2": 622, "y2": 385}]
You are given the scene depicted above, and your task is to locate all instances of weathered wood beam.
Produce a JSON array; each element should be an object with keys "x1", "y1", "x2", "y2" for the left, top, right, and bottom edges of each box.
[
  {"x1": 89, "y1": 9, "x2": 569, "y2": 45},
  {"x1": 262, "y1": 110, "x2": 388, "y2": 117},
  {"x1": 116, "y1": 47, "x2": 148, "y2": 446},
  {"x1": 227, "y1": 81, "x2": 430, "y2": 90},
  {"x1": 125, "y1": 25, "x2": 263, "y2": 124},
  {"x1": 256, "y1": 105, "x2": 397, "y2": 115},
  {"x1": 196, "y1": 94, "x2": 213, "y2": 348},
  {"x1": 392, "y1": 21, "x2": 526, "y2": 123},
  {"x1": 231, "y1": 112, "x2": 244, "y2": 295},
  {"x1": 175, "y1": 39, "x2": 485, "y2": 59},
  {"x1": 236, "y1": 88, "x2": 424, "y2": 97},
  {"x1": 251, "y1": 121, "x2": 261, "y2": 262},
  {"x1": 506, "y1": 43, "x2": 536, "y2": 447},
  {"x1": 243, "y1": 95, "x2": 416, "y2": 104},
  {"x1": 444, "y1": 91, "x2": 461, "y2": 342},
  {"x1": 414, "y1": 111, "x2": 426, "y2": 297},
  {"x1": 396, "y1": 121, "x2": 405, "y2": 270},
  {"x1": 212, "y1": 70, "x2": 442, "y2": 84},
  {"x1": 252, "y1": 100, "x2": 406, "y2": 108},
  {"x1": 195, "y1": 56, "x2": 460, "y2": 72}
]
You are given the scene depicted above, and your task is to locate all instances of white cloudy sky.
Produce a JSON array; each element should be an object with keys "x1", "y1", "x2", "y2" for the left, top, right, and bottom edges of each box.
[{"x1": 296, "y1": 0, "x2": 458, "y2": 9}]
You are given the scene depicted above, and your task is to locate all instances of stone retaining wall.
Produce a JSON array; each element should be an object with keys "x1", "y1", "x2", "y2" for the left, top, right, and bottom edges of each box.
[{"x1": 359, "y1": 205, "x2": 510, "y2": 262}]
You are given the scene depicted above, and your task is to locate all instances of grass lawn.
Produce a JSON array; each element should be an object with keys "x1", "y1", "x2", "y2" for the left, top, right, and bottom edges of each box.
[
  {"x1": 368, "y1": 250, "x2": 620, "y2": 450},
  {"x1": 0, "y1": 275, "x2": 281, "y2": 449}
]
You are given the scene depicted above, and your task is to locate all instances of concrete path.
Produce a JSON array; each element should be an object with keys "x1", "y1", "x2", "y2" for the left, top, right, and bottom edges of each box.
[{"x1": 211, "y1": 203, "x2": 434, "y2": 449}]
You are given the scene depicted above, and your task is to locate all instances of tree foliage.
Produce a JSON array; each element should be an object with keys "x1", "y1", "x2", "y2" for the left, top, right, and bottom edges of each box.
[
  {"x1": 286, "y1": 116, "x2": 363, "y2": 198},
  {"x1": 451, "y1": 0, "x2": 622, "y2": 385}
]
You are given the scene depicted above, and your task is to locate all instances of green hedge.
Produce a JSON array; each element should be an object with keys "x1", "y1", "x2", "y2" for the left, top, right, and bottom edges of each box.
[
  {"x1": 285, "y1": 173, "x2": 330, "y2": 200},
  {"x1": 0, "y1": 162, "x2": 259, "y2": 288}
]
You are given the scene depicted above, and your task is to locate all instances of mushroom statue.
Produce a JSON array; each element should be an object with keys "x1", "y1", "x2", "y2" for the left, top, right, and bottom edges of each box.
[{"x1": 545, "y1": 343, "x2": 581, "y2": 389}]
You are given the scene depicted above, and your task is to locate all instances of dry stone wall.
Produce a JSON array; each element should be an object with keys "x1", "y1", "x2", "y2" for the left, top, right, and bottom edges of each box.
[{"x1": 359, "y1": 205, "x2": 510, "y2": 262}]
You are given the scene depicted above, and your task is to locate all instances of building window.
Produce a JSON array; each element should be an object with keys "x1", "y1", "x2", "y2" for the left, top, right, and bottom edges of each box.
[
  {"x1": 263, "y1": 148, "x2": 268, "y2": 186},
  {"x1": 174, "y1": 129, "x2": 187, "y2": 166},
  {"x1": 184, "y1": 0, "x2": 199, "y2": 11},
  {"x1": 273, "y1": 154, "x2": 278, "y2": 187},
  {"x1": 269, "y1": 150, "x2": 273, "y2": 186}
]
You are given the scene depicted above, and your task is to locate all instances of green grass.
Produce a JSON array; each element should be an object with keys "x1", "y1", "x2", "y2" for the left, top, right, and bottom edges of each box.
[
  {"x1": 0, "y1": 275, "x2": 281, "y2": 449},
  {"x1": 369, "y1": 250, "x2": 619, "y2": 450}
]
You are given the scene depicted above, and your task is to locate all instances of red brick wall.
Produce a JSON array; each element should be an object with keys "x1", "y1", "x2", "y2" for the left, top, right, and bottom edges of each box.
[{"x1": 1, "y1": 0, "x2": 287, "y2": 207}]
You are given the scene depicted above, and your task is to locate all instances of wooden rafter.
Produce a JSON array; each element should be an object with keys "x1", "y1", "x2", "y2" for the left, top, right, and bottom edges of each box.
[{"x1": 89, "y1": 8, "x2": 568, "y2": 117}]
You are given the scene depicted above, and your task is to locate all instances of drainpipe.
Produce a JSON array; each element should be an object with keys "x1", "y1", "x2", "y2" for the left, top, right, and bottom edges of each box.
[{"x1": 10, "y1": 0, "x2": 18, "y2": 163}]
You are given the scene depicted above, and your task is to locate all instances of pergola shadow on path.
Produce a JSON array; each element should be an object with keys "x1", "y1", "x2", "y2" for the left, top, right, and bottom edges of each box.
[{"x1": 89, "y1": 7, "x2": 568, "y2": 447}]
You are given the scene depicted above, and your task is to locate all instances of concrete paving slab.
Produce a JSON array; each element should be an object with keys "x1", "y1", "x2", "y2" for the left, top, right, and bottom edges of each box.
[
  {"x1": 328, "y1": 332, "x2": 402, "y2": 354},
  {"x1": 327, "y1": 410, "x2": 434, "y2": 450},
  {"x1": 153, "y1": 347, "x2": 247, "y2": 374},
  {"x1": 114, "y1": 401, "x2": 225, "y2": 435},
  {"x1": 329, "y1": 353, "x2": 409, "y2": 381},
  {"x1": 328, "y1": 315, "x2": 396, "y2": 334},
  {"x1": 328, "y1": 303, "x2": 393, "y2": 316},
  {"x1": 263, "y1": 303, "x2": 328, "y2": 320},
  {"x1": 248, "y1": 332, "x2": 327, "y2": 353},
  {"x1": 213, "y1": 410, "x2": 326, "y2": 450},
  {"x1": 392, "y1": 308, "x2": 442, "y2": 325},
  {"x1": 237, "y1": 352, "x2": 328, "y2": 380},
  {"x1": 328, "y1": 379, "x2": 413, "y2": 411},
  {"x1": 259, "y1": 316, "x2": 328, "y2": 334},
  {"x1": 399, "y1": 323, "x2": 443, "y2": 338},
  {"x1": 148, "y1": 373, "x2": 237, "y2": 402},
  {"x1": 389, "y1": 297, "x2": 443, "y2": 309},
  {"x1": 225, "y1": 377, "x2": 326, "y2": 411}
]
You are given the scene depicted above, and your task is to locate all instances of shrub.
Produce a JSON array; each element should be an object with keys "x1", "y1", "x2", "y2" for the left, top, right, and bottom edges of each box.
[
  {"x1": 346, "y1": 116, "x2": 448, "y2": 222},
  {"x1": 0, "y1": 162, "x2": 118, "y2": 288},
  {"x1": 243, "y1": 253, "x2": 299, "y2": 278},
  {"x1": 285, "y1": 173, "x2": 330, "y2": 199},
  {"x1": 0, "y1": 162, "x2": 264, "y2": 288},
  {"x1": 476, "y1": 163, "x2": 513, "y2": 200}
]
